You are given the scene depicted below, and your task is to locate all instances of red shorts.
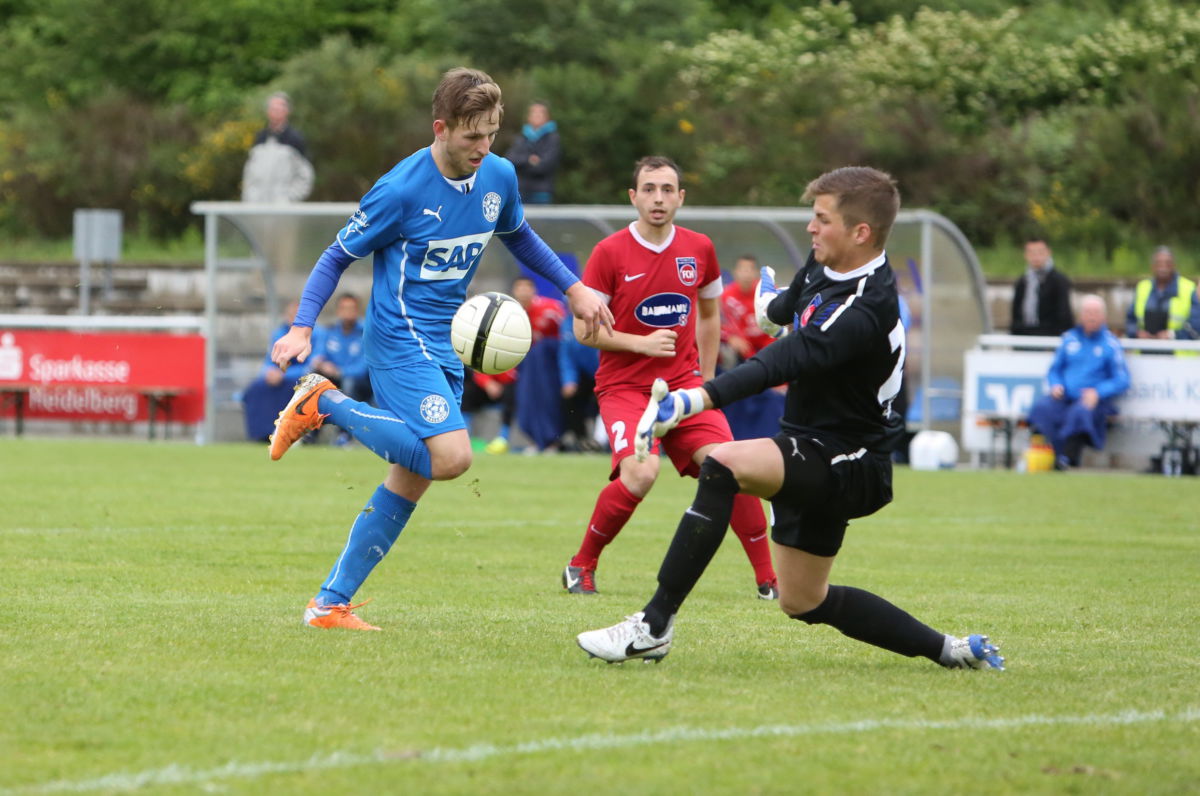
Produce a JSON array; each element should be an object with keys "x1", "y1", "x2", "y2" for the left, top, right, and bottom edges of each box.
[{"x1": 597, "y1": 389, "x2": 734, "y2": 479}]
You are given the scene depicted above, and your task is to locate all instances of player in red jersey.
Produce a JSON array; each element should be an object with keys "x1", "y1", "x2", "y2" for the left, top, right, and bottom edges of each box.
[
  {"x1": 513, "y1": 275, "x2": 565, "y2": 344},
  {"x1": 561, "y1": 156, "x2": 776, "y2": 598},
  {"x1": 721, "y1": 254, "x2": 776, "y2": 362}
]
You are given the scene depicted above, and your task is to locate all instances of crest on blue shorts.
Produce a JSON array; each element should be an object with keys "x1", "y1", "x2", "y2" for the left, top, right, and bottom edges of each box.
[{"x1": 420, "y1": 394, "x2": 450, "y2": 424}]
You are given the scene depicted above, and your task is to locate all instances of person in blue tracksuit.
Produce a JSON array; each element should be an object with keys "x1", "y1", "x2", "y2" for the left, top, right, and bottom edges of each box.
[{"x1": 1028, "y1": 294, "x2": 1130, "y2": 469}]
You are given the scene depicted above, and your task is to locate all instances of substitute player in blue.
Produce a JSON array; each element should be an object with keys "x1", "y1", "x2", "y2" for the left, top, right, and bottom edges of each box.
[{"x1": 269, "y1": 67, "x2": 613, "y2": 630}]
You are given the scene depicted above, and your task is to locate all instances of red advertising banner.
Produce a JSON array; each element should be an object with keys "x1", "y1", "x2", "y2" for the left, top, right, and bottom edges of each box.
[{"x1": 0, "y1": 329, "x2": 205, "y2": 423}]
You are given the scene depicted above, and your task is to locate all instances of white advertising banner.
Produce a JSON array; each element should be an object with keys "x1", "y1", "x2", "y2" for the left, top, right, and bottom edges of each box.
[{"x1": 962, "y1": 347, "x2": 1200, "y2": 455}]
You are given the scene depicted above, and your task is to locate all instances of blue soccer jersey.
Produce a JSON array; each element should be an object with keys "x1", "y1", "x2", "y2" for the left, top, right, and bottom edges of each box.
[{"x1": 335, "y1": 148, "x2": 525, "y2": 368}]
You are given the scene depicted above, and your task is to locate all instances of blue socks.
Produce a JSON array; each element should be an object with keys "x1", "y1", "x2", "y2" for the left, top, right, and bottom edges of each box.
[
  {"x1": 317, "y1": 484, "x2": 416, "y2": 606},
  {"x1": 318, "y1": 390, "x2": 432, "y2": 479}
]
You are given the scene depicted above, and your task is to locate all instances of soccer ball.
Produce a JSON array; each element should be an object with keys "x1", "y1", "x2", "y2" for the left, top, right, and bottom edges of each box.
[
  {"x1": 908, "y1": 430, "x2": 959, "y2": 470},
  {"x1": 450, "y1": 292, "x2": 532, "y2": 374}
]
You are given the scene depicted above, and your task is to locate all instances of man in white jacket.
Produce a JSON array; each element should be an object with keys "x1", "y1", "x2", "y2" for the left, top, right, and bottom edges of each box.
[{"x1": 241, "y1": 92, "x2": 314, "y2": 272}]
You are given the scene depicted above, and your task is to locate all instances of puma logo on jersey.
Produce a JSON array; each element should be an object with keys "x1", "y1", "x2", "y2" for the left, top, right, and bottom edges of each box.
[
  {"x1": 789, "y1": 436, "x2": 805, "y2": 459},
  {"x1": 423, "y1": 206, "x2": 443, "y2": 222}
]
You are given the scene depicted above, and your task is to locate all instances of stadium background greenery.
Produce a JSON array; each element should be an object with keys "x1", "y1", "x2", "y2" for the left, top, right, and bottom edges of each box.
[{"x1": 2, "y1": 0, "x2": 1199, "y2": 277}]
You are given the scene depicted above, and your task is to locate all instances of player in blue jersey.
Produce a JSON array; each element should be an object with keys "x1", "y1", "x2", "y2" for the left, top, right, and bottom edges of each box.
[{"x1": 268, "y1": 67, "x2": 613, "y2": 630}]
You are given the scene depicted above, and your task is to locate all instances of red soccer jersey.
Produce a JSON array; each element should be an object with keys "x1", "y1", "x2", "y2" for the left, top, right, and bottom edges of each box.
[
  {"x1": 583, "y1": 223, "x2": 724, "y2": 395},
  {"x1": 525, "y1": 295, "x2": 564, "y2": 343},
  {"x1": 721, "y1": 281, "x2": 774, "y2": 357}
]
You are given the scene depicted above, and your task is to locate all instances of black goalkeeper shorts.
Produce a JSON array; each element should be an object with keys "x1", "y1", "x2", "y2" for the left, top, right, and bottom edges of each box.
[{"x1": 768, "y1": 432, "x2": 893, "y2": 557}]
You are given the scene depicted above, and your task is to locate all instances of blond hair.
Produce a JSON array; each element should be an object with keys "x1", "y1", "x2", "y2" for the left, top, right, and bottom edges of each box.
[{"x1": 432, "y1": 67, "x2": 503, "y2": 129}]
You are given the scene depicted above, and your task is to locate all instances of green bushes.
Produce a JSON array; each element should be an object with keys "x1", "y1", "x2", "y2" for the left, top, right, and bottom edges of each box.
[{"x1": 1, "y1": 0, "x2": 1198, "y2": 266}]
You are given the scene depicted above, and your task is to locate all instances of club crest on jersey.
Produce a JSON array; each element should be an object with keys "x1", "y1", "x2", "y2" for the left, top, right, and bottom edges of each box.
[
  {"x1": 482, "y1": 192, "x2": 501, "y2": 223},
  {"x1": 675, "y1": 257, "x2": 698, "y2": 286},
  {"x1": 636, "y1": 292, "x2": 691, "y2": 328},
  {"x1": 420, "y1": 394, "x2": 450, "y2": 424},
  {"x1": 799, "y1": 293, "x2": 823, "y2": 327}
]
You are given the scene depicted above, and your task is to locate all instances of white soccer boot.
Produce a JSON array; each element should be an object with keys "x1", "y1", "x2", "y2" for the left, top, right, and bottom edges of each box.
[
  {"x1": 943, "y1": 634, "x2": 1005, "y2": 670},
  {"x1": 576, "y1": 611, "x2": 674, "y2": 663}
]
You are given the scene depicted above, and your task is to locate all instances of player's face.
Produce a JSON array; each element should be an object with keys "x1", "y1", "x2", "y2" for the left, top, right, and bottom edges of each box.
[
  {"x1": 434, "y1": 110, "x2": 501, "y2": 176},
  {"x1": 733, "y1": 258, "x2": 757, "y2": 289},
  {"x1": 806, "y1": 195, "x2": 868, "y2": 271},
  {"x1": 628, "y1": 166, "x2": 684, "y2": 228},
  {"x1": 512, "y1": 279, "x2": 535, "y2": 308}
]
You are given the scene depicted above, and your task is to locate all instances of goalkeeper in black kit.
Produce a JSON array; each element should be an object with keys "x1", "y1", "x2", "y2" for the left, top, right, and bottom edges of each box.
[{"x1": 575, "y1": 166, "x2": 1005, "y2": 670}]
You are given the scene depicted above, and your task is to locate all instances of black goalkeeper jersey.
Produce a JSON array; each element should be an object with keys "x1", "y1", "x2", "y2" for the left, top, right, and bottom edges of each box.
[{"x1": 704, "y1": 250, "x2": 906, "y2": 455}]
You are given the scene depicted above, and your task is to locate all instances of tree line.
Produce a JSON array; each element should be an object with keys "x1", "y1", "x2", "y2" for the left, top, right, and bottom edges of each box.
[{"x1": 1, "y1": 0, "x2": 1196, "y2": 260}]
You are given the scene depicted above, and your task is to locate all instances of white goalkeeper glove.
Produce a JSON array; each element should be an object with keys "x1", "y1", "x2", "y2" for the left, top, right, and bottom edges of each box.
[
  {"x1": 634, "y1": 378, "x2": 708, "y2": 461},
  {"x1": 754, "y1": 265, "x2": 787, "y2": 338}
]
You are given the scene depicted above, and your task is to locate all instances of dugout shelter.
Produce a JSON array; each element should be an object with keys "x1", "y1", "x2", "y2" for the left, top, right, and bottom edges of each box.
[{"x1": 191, "y1": 202, "x2": 990, "y2": 445}]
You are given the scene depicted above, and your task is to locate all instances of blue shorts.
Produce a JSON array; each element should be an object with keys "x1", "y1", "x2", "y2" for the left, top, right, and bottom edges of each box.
[{"x1": 369, "y1": 360, "x2": 467, "y2": 440}]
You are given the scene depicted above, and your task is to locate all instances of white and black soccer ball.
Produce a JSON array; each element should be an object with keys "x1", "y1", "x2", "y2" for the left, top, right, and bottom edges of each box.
[{"x1": 450, "y1": 292, "x2": 532, "y2": 374}]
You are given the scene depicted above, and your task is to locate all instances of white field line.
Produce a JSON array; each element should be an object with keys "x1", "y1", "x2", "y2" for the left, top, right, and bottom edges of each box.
[{"x1": 8, "y1": 707, "x2": 1198, "y2": 794}]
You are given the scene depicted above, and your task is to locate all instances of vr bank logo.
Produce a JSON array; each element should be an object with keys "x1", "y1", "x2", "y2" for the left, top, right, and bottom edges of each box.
[
  {"x1": 420, "y1": 231, "x2": 494, "y2": 281},
  {"x1": 976, "y1": 375, "x2": 1044, "y2": 416}
]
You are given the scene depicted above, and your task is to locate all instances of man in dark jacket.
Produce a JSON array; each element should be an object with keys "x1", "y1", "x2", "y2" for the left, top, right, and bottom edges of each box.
[
  {"x1": 1011, "y1": 237, "x2": 1073, "y2": 336},
  {"x1": 506, "y1": 102, "x2": 560, "y2": 204}
]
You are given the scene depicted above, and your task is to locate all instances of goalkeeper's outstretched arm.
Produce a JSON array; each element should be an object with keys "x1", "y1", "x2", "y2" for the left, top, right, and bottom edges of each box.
[{"x1": 633, "y1": 378, "x2": 713, "y2": 461}]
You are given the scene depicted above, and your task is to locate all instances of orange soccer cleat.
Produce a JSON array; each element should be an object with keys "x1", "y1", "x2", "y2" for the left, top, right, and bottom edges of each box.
[
  {"x1": 269, "y1": 373, "x2": 336, "y2": 461},
  {"x1": 303, "y1": 598, "x2": 381, "y2": 631}
]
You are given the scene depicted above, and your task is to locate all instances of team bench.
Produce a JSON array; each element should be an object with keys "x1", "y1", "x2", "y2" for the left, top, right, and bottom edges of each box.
[{"x1": 962, "y1": 334, "x2": 1200, "y2": 472}]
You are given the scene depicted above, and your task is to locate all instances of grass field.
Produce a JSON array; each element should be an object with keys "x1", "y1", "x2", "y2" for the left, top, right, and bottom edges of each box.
[{"x1": 2, "y1": 438, "x2": 1198, "y2": 794}]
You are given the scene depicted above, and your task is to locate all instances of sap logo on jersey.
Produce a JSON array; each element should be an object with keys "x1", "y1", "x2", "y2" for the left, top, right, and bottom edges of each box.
[
  {"x1": 420, "y1": 231, "x2": 494, "y2": 280},
  {"x1": 636, "y1": 292, "x2": 691, "y2": 328}
]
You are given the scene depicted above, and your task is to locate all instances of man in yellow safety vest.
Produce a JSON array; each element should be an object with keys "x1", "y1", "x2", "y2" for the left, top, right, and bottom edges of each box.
[{"x1": 1125, "y1": 246, "x2": 1199, "y2": 344}]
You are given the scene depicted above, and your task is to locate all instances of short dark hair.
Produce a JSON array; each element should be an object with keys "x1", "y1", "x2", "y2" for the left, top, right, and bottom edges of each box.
[
  {"x1": 802, "y1": 167, "x2": 900, "y2": 247},
  {"x1": 432, "y1": 67, "x2": 503, "y2": 129},
  {"x1": 1025, "y1": 237, "x2": 1050, "y2": 247},
  {"x1": 337, "y1": 292, "x2": 359, "y2": 305},
  {"x1": 735, "y1": 254, "x2": 759, "y2": 265},
  {"x1": 631, "y1": 156, "x2": 682, "y2": 189}
]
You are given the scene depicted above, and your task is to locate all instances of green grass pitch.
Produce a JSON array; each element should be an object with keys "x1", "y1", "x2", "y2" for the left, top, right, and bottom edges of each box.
[{"x1": 2, "y1": 438, "x2": 1198, "y2": 794}]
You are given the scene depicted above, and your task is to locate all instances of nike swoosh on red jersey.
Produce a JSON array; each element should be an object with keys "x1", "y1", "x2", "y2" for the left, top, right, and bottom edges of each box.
[{"x1": 623, "y1": 273, "x2": 647, "y2": 281}]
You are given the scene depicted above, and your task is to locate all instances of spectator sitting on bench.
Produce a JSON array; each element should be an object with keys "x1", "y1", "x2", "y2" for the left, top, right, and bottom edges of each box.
[
  {"x1": 242, "y1": 300, "x2": 325, "y2": 442},
  {"x1": 1027, "y1": 294, "x2": 1130, "y2": 470},
  {"x1": 311, "y1": 293, "x2": 372, "y2": 404}
]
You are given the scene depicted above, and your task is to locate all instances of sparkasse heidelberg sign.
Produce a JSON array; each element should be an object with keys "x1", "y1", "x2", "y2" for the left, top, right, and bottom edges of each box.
[{"x1": 0, "y1": 329, "x2": 205, "y2": 423}]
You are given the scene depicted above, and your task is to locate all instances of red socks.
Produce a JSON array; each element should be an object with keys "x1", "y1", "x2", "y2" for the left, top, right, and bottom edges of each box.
[
  {"x1": 730, "y1": 493, "x2": 775, "y2": 584},
  {"x1": 570, "y1": 478, "x2": 642, "y2": 569}
]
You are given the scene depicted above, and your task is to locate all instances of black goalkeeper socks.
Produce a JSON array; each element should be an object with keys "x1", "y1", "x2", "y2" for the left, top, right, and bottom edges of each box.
[
  {"x1": 791, "y1": 585, "x2": 945, "y2": 661},
  {"x1": 642, "y1": 457, "x2": 740, "y2": 636}
]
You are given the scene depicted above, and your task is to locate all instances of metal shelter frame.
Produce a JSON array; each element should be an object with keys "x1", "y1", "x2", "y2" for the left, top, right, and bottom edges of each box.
[{"x1": 191, "y1": 201, "x2": 990, "y2": 444}]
